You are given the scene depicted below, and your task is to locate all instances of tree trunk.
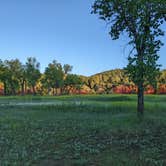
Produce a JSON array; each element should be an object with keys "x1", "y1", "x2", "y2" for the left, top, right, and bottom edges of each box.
[
  {"x1": 56, "y1": 88, "x2": 58, "y2": 95},
  {"x1": 11, "y1": 83, "x2": 16, "y2": 95},
  {"x1": 60, "y1": 87, "x2": 62, "y2": 95},
  {"x1": 21, "y1": 80, "x2": 25, "y2": 96},
  {"x1": 137, "y1": 82, "x2": 144, "y2": 116},
  {"x1": 32, "y1": 86, "x2": 36, "y2": 95},
  {"x1": 25, "y1": 81, "x2": 27, "y2": 94},
  {"x1": 4, "y1": 82, "x2": 7, "y2": 96},
  {"x1": 21, "y1": 83, "x2": 24, "y2": 96},
  {"x1": 53, "y1": 88, "x2": 55, "y2": 96},
  {"x1": 137, "y1": 46, "x2": 145, "y2": 117}
]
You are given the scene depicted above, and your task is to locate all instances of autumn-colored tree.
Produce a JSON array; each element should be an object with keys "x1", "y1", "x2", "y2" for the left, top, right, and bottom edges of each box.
[{"x1": 158, "y1": 70, "x2": 166, "y2": 94}]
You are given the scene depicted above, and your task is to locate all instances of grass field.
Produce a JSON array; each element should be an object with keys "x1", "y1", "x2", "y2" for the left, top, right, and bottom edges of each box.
[{"x1": 0, "y1": 94, "x2": 166, "y2": 166}]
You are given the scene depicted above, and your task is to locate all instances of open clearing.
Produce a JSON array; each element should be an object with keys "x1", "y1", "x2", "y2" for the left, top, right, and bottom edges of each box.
[{"x1": 0, "y1": 95, "x2": 166, "y2": 166}]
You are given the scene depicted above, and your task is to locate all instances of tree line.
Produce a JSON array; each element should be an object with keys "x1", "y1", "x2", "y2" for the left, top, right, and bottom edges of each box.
[{"x1": 0, "y1": 57, "x2": 82, "y2": 96}]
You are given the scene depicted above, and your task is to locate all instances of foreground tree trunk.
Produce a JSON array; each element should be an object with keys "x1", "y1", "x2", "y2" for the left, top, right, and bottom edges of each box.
[
  {"x1": 137, "y1": 47, "x2": 144, "y2": 117},
  {"x1": 137, "y1": 82, "x2": 144, "y2": 116}
]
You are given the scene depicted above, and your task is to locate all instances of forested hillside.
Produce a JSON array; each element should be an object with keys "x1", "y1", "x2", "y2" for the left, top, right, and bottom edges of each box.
[
  {"x1": 0, "y1": 58, "x2": 166, "y2": 95},
  {"x1": 81, "y1": 69, "x2": 166, "y2": 94}
]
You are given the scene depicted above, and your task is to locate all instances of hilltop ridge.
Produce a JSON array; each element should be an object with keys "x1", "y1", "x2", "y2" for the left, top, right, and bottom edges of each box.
[{"x1": 80, "y1": 69, "x2": 166, "y2": 94}]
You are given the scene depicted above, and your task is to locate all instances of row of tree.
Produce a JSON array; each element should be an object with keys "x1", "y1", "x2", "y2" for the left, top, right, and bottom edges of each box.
[{"x1": 0, "y1": 57, "x2": 82, "y2": 95}]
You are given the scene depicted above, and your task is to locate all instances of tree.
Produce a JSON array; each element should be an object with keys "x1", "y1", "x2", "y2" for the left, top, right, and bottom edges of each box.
[
  {"x1": 5, "y1": 59, "x2": 23, "y2": 95},
  {"x1": 0, "y1": 59, "x2": 23, "y2": 95},
  {"x1": 25, "y1": 57, "x2": 41, "y2": 95},
  {"x1": 0, "y1": 60, "x2": 9, "y2": 95},
  {"x1": 44, "y1": 60, "x2": 64, "y2": 95},
  {"x1": 63, "y1": 64, "x2": 73, "y2": 75},
  {"x1": 64, "y1": 74, "x2": 82, "y2": 94},
  {"x1": 92, "y1": 0, "x2": 166, "y2": 115}
]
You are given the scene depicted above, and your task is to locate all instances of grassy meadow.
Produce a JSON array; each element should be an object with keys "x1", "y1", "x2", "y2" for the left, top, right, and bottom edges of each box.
[{"x1": 0, "y1": 94, "x2": 166, "y2": 165}]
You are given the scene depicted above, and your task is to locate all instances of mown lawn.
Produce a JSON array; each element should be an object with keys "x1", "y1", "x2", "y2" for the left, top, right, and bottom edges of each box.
[{"x1": 0, "y1": 94, "x2": 166, "y2": 166}]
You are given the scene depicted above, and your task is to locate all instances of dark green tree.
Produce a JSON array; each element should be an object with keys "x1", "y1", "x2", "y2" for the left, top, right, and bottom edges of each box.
[
  {"x1": 44, "y1": 60, "x2": 64, "y2": 95},
  {"x1": 63, "y1": 64, "x2": 73, "y2": 75},
  {"x1": 25, "y1": 57, "x2": 41, "y2": 95},
  {"x1": 3, "y1": 59, "x2": 23, "y2": 95},
  {"x1": 64, "y1": 74, "x2": 82, "y2": 94},
  {"x1": 92, "y1": 0, "x2": 166, "y2": 115},
  {"x1": 0, "y1": 60, "x2": 9, "y2": 95}
]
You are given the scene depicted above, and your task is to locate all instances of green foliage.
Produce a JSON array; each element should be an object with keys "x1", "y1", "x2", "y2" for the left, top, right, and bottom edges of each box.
[
  {"x1": 1, "y1": 59, "x2": 166, "y2": 96},
  {"x1": 65, "y1": 74, "x2": 82, "y2": 86},
  {"x1": 0, "y1": 59, "x2": 24, "y2": 95},
  {"x1": 0, "y1": 59, "x2": 8, "y2": 94},
  {"x1": 43, "y1": 60, "x2": 64, "y2": 95},
  {"x1": 63, "y1": 64, "x2": 73, "y2": 75},
  {"x1": 92, "y1": 0, "x2": 166, "y2": 113},
  {"x1": 64, "y1": 74, "x2": 82, "y2": 94},
  {"x1": 25, "y1": 57, "x2": 41, "y2": 95},
  {"x1": 0, "y1": 58, "x2": 81, "y2": 95}
]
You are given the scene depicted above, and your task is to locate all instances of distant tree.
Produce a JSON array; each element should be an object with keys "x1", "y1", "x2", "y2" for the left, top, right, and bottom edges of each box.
[
  {"x1": 44, "y1": 60, "x2": 64, "y2": 95},
  {"x1": 41, "y1": 74, "x2": 50, "y2": 95},
  {"x1": 159, "y1": 70, "x2": 166, "y2": 84},
  {"x1": 40, "y1": 74, "x2": 49, "y2": 95},
  {"x1": 0, "y1": 60, "x2": 9, "y2": 95},
  {"x1": 63, "y1": 64, "x2": 73, "y2": 75},
  {"x1": 7, "y1": 59, "x2": 23, "y2": 95},
  {"x1": 25, "y1": 57, "x2": 41, "y2": 95},
  {"x1": 92, "y1": 0, "x2": 166, "y2": 116},
  {"x1": 64, "y1": 74, "x2": 82, "y2": 94}
]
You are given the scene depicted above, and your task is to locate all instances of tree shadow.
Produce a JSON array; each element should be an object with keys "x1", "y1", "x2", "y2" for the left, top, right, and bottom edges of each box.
[{"x1": 85, "y1": 95, "x2": 136, "y2": 102}]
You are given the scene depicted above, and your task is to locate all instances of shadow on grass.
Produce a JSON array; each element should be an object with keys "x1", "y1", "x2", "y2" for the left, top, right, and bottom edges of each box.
[{"x1": 63, "y1": 95, "x2": 137, "y2": 103}]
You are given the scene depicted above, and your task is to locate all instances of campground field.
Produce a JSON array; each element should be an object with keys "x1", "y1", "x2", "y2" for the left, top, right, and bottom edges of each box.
[{"x1": 0, "y1": 94, "x2": 166, "y2": 166}]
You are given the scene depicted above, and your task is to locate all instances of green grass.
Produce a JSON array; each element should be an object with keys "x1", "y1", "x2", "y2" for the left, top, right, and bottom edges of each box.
[{"x1": 0, "y1": 94, "x2": 166, "y2": 165}]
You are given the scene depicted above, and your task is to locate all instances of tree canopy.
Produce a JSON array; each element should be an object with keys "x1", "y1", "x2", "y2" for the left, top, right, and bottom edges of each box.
[{"x1": 92, "y1": 0, "x2": 166, "y2": 114}]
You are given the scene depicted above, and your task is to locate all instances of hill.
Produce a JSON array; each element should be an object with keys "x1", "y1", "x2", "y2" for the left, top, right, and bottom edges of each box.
[{"x1": 80, "y1": 69, "x2": 166, "y2": 94}]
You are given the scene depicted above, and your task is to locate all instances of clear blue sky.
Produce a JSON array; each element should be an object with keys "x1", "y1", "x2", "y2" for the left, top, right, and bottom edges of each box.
[{"x1": 0, "y1": 0, "x2": 165, "y2": 76}]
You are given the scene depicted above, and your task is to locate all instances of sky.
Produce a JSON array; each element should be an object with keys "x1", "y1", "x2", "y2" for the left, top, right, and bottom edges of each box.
[{"x1": 0, "y1": 0, "x2": 165, "y2": 76}]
